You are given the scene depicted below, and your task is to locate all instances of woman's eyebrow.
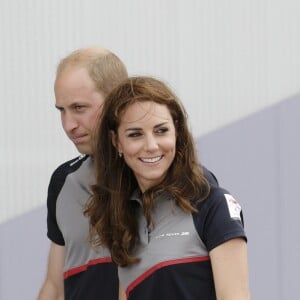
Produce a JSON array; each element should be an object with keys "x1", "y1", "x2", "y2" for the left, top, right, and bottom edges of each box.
[{"x1": 124, "y1": 121, "x2": 169, "y2": 132}]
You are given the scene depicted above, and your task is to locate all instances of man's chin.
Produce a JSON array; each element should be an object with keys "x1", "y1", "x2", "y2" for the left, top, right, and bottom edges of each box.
[{"x1": 74, "y1": 144, "x2": 92, "y2": 155}]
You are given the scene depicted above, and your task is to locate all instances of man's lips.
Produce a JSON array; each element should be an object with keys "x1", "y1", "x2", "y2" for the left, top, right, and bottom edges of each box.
[{"x1": 70, "y1": 134, "x2": 88, "y2": 144}]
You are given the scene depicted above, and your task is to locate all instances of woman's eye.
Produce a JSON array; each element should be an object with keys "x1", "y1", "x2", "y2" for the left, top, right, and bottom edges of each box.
[
  {"x1": 128, "y1": 132, "x2": 141, "y2": 138},
  {"x1": 157, "y1": 127, "x2": 168, "y2": 134}
]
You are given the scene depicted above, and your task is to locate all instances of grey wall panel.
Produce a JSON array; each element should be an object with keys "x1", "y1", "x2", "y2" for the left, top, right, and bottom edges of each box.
[
  {"x1": 198, "y1": 94, "x2": 300, "y2": 299},
  {"x1": 0, "y1": 206, "x2": 49, "y2": 300},
  {"x1": 278, "y1": 97, "x2": 300, "y2": 299},
  {"x1": 0, "y1": 95, "x2": 299, "y2": 299}
]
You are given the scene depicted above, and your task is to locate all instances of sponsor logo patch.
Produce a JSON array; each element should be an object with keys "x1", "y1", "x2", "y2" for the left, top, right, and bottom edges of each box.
[{"x1": 224, "y1": 194, "x2": 241, "y2": 220}]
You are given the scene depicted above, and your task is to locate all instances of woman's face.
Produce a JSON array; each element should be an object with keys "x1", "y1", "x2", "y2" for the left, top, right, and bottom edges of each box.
[{"x1": 114, "y1": 101, "x2": 177, "y2": 192}]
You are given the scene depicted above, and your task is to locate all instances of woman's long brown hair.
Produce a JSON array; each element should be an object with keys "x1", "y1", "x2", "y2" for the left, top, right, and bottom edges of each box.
[{"x1": 85, "y1": 76, "x2": 210, "y2": 267}]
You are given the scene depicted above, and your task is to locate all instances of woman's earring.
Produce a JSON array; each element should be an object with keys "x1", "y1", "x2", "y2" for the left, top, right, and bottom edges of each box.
[{"x1": 118, "y1": 152, "x2": 123, "y2": 158}]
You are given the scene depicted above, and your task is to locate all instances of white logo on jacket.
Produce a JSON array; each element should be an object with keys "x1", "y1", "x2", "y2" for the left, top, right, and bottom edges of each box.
[{"x1": 154, "y1": 231, "x2": 190, "y2": 239}]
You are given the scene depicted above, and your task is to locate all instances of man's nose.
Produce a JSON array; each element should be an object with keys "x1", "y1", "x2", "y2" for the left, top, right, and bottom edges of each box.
[{"x1": 62, "y1": 112, "x2": 78, "y2": 132}]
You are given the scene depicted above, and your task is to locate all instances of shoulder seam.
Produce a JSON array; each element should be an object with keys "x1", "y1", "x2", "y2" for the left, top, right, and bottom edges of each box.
[{"x1": 69, "y1": 154, "x2": 88, "y2": 167}]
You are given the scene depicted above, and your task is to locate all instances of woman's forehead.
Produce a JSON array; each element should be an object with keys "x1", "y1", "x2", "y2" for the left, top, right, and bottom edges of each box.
[{"x1": 120, "y1": 101, "x2": 172, "y2": 124}]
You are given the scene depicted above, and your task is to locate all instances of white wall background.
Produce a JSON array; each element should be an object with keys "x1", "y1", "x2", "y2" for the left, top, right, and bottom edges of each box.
[
  {"x1": 1, "y1": 0, "x2": 300, "y2": 223},
  {"x1": 0, "y1": 1, "x2": 300, "y2": 298}
]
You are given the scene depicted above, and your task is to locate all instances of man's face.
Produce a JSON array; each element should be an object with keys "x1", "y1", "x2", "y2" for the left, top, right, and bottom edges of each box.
[{"x1": 54, "y1": 67, "x2": 105, "y2": 155}]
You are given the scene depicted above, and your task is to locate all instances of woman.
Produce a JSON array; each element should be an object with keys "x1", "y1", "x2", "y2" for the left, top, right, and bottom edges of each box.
[{"x1": 86, "y1": 76, "x2": 251, "y2": 300}]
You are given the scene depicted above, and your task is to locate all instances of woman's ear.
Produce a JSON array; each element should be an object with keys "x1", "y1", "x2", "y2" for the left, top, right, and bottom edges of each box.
[
  {"x1": 110, "y1": 130, "x2": 118, "y2": 149},
  {"x1": 110, "y1": 130, "x2": 123, "y2": 154},
  {"x1": 174, "y1": 119, "x2": 179, "y2": 137}
]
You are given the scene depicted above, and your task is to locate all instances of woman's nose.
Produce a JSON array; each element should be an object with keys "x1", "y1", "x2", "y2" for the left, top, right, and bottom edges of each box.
[{"x1": 144, "y1": 135, "x2": 159, "y2": 151}]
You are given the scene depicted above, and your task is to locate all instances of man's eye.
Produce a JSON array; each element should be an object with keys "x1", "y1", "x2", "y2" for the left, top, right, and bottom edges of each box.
[{"x1": 74, "y1": 106, "x2": 85, "y2": 111}]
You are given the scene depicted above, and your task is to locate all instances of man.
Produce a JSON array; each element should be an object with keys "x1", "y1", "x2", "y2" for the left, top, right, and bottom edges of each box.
[{"x1": 37, "y1": 48, "x2": 128, "y2": 300}]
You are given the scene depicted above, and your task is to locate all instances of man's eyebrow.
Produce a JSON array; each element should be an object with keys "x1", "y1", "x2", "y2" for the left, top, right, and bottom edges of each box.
[
  {"x1": 55, "y1": 104, "x2": 63, "y2": 110},
  {"x1": 55, "y1": 102, "x2": 86, "y2": 110}
]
